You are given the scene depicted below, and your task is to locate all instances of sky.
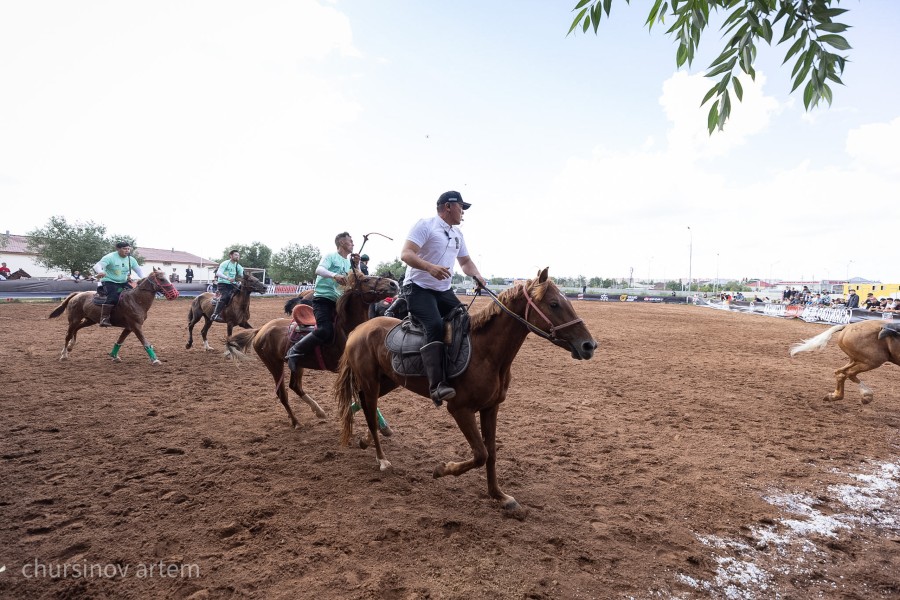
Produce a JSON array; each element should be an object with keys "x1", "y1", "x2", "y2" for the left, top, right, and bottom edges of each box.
[{"x1": 2, "y1": 0, "x2": 898, "y2": 284}]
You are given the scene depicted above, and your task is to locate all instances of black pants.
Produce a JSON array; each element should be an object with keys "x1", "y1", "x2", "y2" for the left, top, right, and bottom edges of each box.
[
  {"x1": 406, "y1": 283, "x2": 461, "y2": 344},
  {"x1": 185, "y1": 275, "x2": 193, "y2": 283},
  {"x1": 216, "y1": 283, "x2": 235, "y2": 307},
  {"x1": 101, "y1": 281, "x2": 127, "y2": 305},
  {"x1": 309, "y1": 297, "x2": 337, "y2": 344}
]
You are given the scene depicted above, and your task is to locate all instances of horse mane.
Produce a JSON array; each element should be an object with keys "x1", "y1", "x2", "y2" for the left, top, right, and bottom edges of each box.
[{"x1": 469, "y1": 277, "x2": 553, "y2": 331}]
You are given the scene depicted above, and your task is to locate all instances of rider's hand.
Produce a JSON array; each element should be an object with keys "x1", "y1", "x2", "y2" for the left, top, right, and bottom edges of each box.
[
  {"x1": 334, "y1": 274, "x2": 347, "y2": 285},
  {"x1": 427, "y1": 263, "x2": 451, "y2": 280}
]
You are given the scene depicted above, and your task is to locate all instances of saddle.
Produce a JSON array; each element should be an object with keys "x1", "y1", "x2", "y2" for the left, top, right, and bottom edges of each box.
[
  {"x1": 878, "y1": 322, "x2": 900, "y2": 340},
  {"x1": 385, "y1": 306, "x2": 471, "y2": 378},
  {"x1": 288, "y1": 303, "x2": 317, "y2": 343}
]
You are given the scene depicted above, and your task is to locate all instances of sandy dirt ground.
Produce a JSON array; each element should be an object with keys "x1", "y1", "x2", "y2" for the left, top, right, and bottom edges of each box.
[{"x1": 1, "y1": 296, "x2": 899, "y2": 599}]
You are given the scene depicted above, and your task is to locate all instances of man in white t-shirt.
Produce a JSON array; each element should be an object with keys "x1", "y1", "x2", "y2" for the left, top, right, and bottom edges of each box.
[{"x1": 400, "y1": 190, "x2": 486, "y2": 406}]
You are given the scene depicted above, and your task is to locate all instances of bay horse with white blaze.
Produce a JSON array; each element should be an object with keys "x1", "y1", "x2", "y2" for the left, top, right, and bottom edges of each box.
[
  {"x1": 334, "y1": 268, "x2": 597, "y2": 513},
  {"x1": 224, "y1": 271, "x2": 399, "y2": 430},
  {"x1": 6, "y1": 268, "x2": 31, "y2": 280},
  {"x1": 791, "y1": 319, "x2": 900, "y2": 404},
  {"x1": 186, "y1": 271, "x2": 268, "y2": 351},
  {"x1": 48, "y1": 268, "x2": 179, "y2": 364}
]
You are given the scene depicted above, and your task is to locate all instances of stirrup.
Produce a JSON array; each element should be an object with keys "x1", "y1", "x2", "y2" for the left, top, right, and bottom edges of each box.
[{"x1": 430, "y1": 383, "x2": 456, "y2": 407}]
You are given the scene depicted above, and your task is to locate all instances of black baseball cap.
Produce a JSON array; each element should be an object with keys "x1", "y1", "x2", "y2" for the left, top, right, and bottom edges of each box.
[{"x1": 437, "y1": 190, "x2": 471, "y2": 210}]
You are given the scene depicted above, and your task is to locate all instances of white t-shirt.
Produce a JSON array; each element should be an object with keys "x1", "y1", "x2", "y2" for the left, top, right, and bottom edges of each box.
[{"x1": 403, "y1": 215, "x2": 469, "y2": 291}]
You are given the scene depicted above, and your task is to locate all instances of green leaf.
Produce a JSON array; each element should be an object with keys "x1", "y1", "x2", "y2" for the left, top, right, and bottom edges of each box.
[
  {"x1": 591, "y1": 3, "x2": 602, "y2": 33},
  {"x1": 821, "y1": 83, "x2": 833, "y2": 106},
  {"x1": 732, "y1": 76, "x2": 743, "y2": 101},
  {"x1": 816, "y1": 22, "x2": 850, "y2": 34},
  {"x1": 676, "y1": 43, "x2": 688, "y2": 67},
  {"x1": 818, "y1": 34, "x2": 852, "y2": 51},
  {"x1": 567, "y1": 8, "x2": 588, "y2": 35},
  {"x1": 603, "y1": 0, "x2": 612, "y2": 17},
  {"x1": 708, "y1": 47, "x2": 738, "y2": 69},
  {"x1": 706, "y1": 57, "x2": 737, "y2": 78},
  {"x1": 761, "y1": 19, "x2": 773, "y2": 44},
  {"x1": 717, "y1": 73, "x2": 732, "y2": 93},
  {"x1": 707, "y1": 100, "x2": 720, "y2": 135},
  {"x1": 572, "y1": 0, "x2": 592, "y2": 10},
  {"x1": 782, "y1": 34, "x2": 806, "y2": 64},
  {"x1": 803, "y1": 80, "x2": 815, "y2": 109},
  {"x1": 701, "y1": 84, "x2": 718, "y2": 106}
]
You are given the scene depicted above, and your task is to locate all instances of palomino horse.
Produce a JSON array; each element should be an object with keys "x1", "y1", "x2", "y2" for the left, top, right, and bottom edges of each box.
[
  {"x1": 6, "y1": 268, "x2": 31, "y2": 280},
  {"x1": 186, "y1": 271, "x2": 268, "y2": 351},
  {"x1": 49, "y1": 268, "x2": 180, "y2": 364},
  {"x1": 334, "y1": 268, "x2": 597, "y2": 512},
  {"x1": 791, "y1": 319, "x2": 900, "y2": 404},
  {"x1": 224, "y1": 271, "x2": 399, "y2": 429}
]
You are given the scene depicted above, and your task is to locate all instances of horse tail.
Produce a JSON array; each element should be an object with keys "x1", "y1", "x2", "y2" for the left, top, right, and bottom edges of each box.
[
  {"x1": 790, "y1": 324, "x2": 847, "y2": 356},
  {"x1": 335, "y1": 352, "x2": 356, "y2": 447},
  {"x1": 48, "y1": 293, "x2": 79, "y2": 319},
  {"x1": 223, "y1": 329, "x2": 259, "y2": 360}
]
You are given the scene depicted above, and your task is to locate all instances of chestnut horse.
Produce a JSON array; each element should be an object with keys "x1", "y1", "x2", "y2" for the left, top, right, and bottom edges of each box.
[
  {"x1": 334, "y1": 268, "x2": 597, "y2": 512},
  {"x1": 791, "y1": 319, "x2": 900, "y2": 404},
  {"x1": 224, "y1": 271, "x2": 399, "y2": 430},
  {"x1": 49, "y1": 268, "x2": 179, "y2": 364},
  {"x1": 186, "y1": 271, "x2": 268, "y2": 351}
]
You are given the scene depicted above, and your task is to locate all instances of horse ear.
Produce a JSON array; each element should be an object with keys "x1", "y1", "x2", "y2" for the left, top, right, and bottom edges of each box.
[{"x1": 537, "y1": 268, "x2": 549, "y2": 283}]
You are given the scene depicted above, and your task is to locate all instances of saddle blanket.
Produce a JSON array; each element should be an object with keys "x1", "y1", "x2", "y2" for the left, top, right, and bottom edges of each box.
[{"x1": 385, "y1": 317, "x2": 471, "y2": 378}]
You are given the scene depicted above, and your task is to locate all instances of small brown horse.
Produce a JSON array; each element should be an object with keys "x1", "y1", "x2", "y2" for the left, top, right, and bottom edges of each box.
[
  {"x1": 186, "y1": 271, "x2": 268, "y2": 351},
  {"x1": 49, "y1": 268, "x2": 180, "y2": 364},
  {"x1": 334, "y1": 268, "x2": 597, "y2": 512},
  {"x1": 224, "y1": 271, "x2": 399, "y2": 429},
  {"x1": 6, "y1": 268, "x2": 31, "y2": 280},
  {"x1": 791, "y1": 319, "x2": 900, "y2": 404}
]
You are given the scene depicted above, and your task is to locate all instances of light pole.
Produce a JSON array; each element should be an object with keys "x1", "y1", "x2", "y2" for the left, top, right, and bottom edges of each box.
[
  {"x1": 846, "y1": 260, "x2": 854, "y2": 282},
  {"x1": 687, "y1": 226, "x2": 693, "y2": 296},
  {"x1": 647, "y1": 256, "x2": 653, "y2": 288},
  {"x1": 769, "y1": 259, "x2": 780, "y2": 293},
  {"x1": 715, "y1": 252, "x2": 720, "y2": 296}
]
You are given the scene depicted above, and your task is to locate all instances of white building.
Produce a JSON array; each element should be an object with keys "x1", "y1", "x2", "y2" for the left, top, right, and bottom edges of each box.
[{"x1": 0, "y1": 233, "x2": 219, "y2": 281}]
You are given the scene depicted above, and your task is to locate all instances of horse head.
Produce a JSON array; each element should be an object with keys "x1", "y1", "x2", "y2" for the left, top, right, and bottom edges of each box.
[
  {"x1": 8, "y1": 268, "x2": 31, "y2": 280},
  {"x1": 241, "y1": 272, "x2": 268, "y2": 294},
  {"x1": 513, "y1": 268, "x2": 597, "y2": 360},
  {"x1": 147, "y1": 267, "x2": 180, "y2": 300},
  {"x1": 344, "y1": 270, "x2": 400, "y2": 303}
]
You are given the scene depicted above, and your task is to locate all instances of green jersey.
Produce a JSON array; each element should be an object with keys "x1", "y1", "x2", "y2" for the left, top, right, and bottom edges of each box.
[
  {"x1": 216, "y1": 260, "x2": 244, "y2": 284},
  {"x1": 96, "y1": 251, "x2": 141, "y2": 284},
  {"x1": 313, "y1": 252, "x2": 351, "y2": 302}
]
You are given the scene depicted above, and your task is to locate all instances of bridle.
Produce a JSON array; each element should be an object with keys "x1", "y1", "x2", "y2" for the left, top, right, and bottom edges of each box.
[
  {"x1": 347, "y1": 270, "x2": 393, "y2": 304},
  {"x1": 147, "y1": 272, "x2": 180, "y2": 299},
  {"x1": 480, "y1": 283, "x2": 583, "y2": 343}
]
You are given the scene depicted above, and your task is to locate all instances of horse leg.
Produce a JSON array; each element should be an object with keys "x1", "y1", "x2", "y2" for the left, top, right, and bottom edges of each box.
[
  {"x1": 109, "y1": 330, "x2": 131, "y2": 362},
  {"x1": 130, "y1": 328, "x2": 160, "y2": 365},
  {"x1": 288, "y1": 369, "x2": 327, "y2": 420},
  {"x1": 186, "y1": 311, "x2": 197, "y2": 349},
  {"x1": 479, "y1": 405, "x2": 519, "y2": 511},
  {"x1": 828, "y1": 360, "x2": 860, "y2": 401},
  {"x1": 59, "y1": 318, "x2": 93, "y2": 360},
  {"x1": 433, "y1": 408, "x2": 488, "y2": 481},
  {"x1": 357, "y1": 389, "x2": 391, "y2": 471},
  {"x1": 200, "y1": 319, "x2": 214, "y2": 351},
  {"x1": 844, "y1": 362, "x2": 879, "y2": 404}
]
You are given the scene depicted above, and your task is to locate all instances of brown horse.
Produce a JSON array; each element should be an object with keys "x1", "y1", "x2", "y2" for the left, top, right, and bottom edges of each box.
[
  {"x1": 224, "y1": 271, "x2": 399, "y2": 429},
  {"x1": 334, "y1": 268, "x2": 597, "y2": 512},
  {"x1": 186, "y1": 271, "x2": 268, "y2": 351},
  {"x1": 49, "y1": 268, "x2": 180, "y2": 364},
  {"x1": 6, "y1": 268, "x2": 31, "y2": 280},
  {"x1": 791, "y1": 319, "x2": 900, "y2": 403}
]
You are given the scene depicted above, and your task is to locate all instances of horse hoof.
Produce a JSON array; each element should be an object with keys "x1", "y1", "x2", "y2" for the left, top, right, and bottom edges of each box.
[
  {"x1": 111, "y1": 356, "x2": 121, "y2": 363},
  {"x1": 379, "y1": 424, "x2": 394, "y2": 438},
  {"x1": 151, "y1": 359, "x2": 161, "y2": 366},
  {"x1": 861, "y1": 396, "x2": 874, "y2": 405},
  {"x1": 357, "y1": 438, "x2": 369, "y2": 450},
  {"x1": 377, "y1": 459, "x2": 391, "y2": 471}
]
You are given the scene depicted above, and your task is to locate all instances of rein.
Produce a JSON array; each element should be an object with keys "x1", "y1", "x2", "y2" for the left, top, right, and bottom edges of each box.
[{"x1": 480, "y1": 283, "x2": 583, "y2": 343}]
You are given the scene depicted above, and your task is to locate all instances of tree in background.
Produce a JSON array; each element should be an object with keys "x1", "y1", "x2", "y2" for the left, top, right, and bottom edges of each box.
[
  {"x1": 269, "y1": 243, "x2": 321, "y2": 284},
  {"x1": 570, "y1": 0, "x2": 851, "y2": 132},
  {"x1": 27, "y1": 216, "x2": 141, "y2": 276},
  {"x1": 374, "y1": 258, "x2": 405, "y2": 281},
  {"x1": 219, "y1": 242, "x2": 272, "y2": 269}
]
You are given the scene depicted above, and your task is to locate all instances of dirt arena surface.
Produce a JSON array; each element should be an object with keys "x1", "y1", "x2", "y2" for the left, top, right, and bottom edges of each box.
[{"x1": 1, "y1": 296, "x2": 899, "y2": 599}]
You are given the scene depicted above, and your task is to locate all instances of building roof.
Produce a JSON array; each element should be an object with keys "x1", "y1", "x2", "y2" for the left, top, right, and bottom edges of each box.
[{"x1": 1, "y1": 233, "x2": 211, "y2": 264}]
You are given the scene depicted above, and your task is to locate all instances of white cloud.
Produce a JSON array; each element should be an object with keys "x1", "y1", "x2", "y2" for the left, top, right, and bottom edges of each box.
[{"x1": 846, "y1": 117, "x2": 900, "y2": 173}]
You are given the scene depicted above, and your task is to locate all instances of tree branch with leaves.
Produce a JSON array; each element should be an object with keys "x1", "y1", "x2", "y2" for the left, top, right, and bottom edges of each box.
[{"x1": 569, "y1": 0, "x2": 851, "y2": 133}]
